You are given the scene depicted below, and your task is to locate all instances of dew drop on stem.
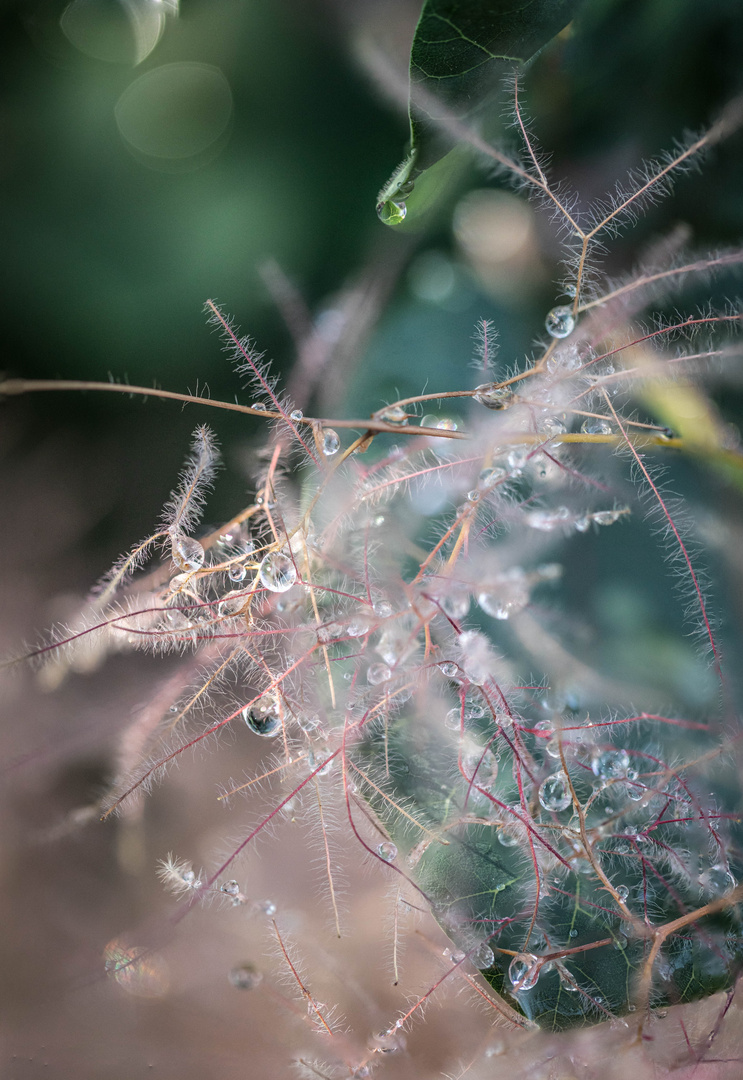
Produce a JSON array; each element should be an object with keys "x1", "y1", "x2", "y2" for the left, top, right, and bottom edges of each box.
[
  {"x1": 321, "y1": 428, "x2": 340, "y2": 455},
  {"x1": 508, "y1": 954, "x2": 541, "y2": 991},
  {"x1": 473, "y1": 383, "x2": 514, "y2": 410},
  {"x1": 699, "y1": 864, "x2": 736, "y2": 896},
  {"x1": 581, "y1": 418, "x2": 612, "y2": 435},
  {"x1": 379, "y1": 405, "x2": 408, "y2": 425},
  {"x1": 258, "y1": 552, "x2": 297, "y2": 593},
  {"x1": 545, "y1": 305, "x2": 575, "y2": 338},
  {"x1": 173, "y1": 535, "x2": 205, "y2": 572},
  {"x1": 367, "y1": 663, "x2": 392, "y2": 685},
  {"x1": 473, "y1": 942, "x2": 494, "y2": 969},
  {"x1": 242, "y1": 702, "x2": 281, "y2": 737},
  {"x1": 538, "y1": 772, "x2": 572, "y2": 812},
  {"x1": 591, "y1": 749, "x2": 630, "y2": 780}
]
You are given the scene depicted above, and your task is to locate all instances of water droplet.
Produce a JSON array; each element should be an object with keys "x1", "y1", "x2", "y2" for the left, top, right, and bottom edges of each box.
[
  {"x1": 379, "y1": 405, "x2": 407, "y2": 425},
  {"x1": 449, "y1": 949, "x2": 466, "y2": 964},
  {"x1": 242, "y1": 701, "x2": 282, "y2": 737},
  {"x1": 370, "y1": 1030, "x2": 403, "y2": 1055},
  {"x1": 574, "y1": 516, "x2": 591, "y2": 533},
  {"x1": 508, "y1": 954, "x2": 540, "y2": 991},
  {"x1": 473, "y1": 383, "x2": 514, "y2": 410},
  {"x1": 474, "y1": 942, "x2": 494, "y2": 969},
  {"x1": 545, "y1": 305, "x2": 575, "y2": 339},
  {"x1": 436, "y1": 418, "x2": 458, "y2": 431},
  {"x1": 180, "y1": 868, "x2": 201, "y2": 888},
  {"x1": 256, "y1": 899, "x2": 277, "y2": 916},
  {"x1": 438, "y1": 661, "x2": 459, "y2": 678},
  {"x1": 616, "y1": 884, "x2": 630, "y2": 902},
  {"x1": 467, "y1": 489, "x2": 480, "y2": 502},
  {"x1": 373, "y1": 600, "x2": 393, "y2": 619},
  {"x1": 290, "y1": 409, "x2": 303, "y2": 421},
  {"x1": 218, "y1": 594, "x2": 241, "y2": 620},
  {"x1": 540, "y1": 416, "x2": 567, "y2": 437},
  {"x1": 581, "y1": 418, "x2": 612, "y2": 436},
  {"x1": 221, "y1": 880, "x2": 240, "y2": 897},
  {"x1": 321, "y1": 428, "x2": 340, "y2": 456},
  {"x1": 228, "y1": 562, "x2": 247, "y2": 582},
  {"x1": 258, "y1": 552, "x2": 297, "y2": 593},
  {"x1": 346, "y1": 618, "x2": 370, "y2": 638},
  {"x1": 377, "y1": 842, "x2": 397, "y2": 861},
  {"x1": 498, "y1": 829, "x2": 519, "y2": 847},
  {"x1": 378, "y1": 198, "x2": 407, "y2": 225},
  {"x1": 367, "y1": 663, "x2": 392, "y2": 685},
  {"x1": 593, "y1": 509, "x2": 622, "y2": 526},
  {"x1": 539, "y1": 773, "x2": 572, "y2": 812},
  {"x1": 229, "y1": 963, "x2": 262, "y2": 990},
  {"x1": 445, "y1": 707, "x2": 463, "y2": 731},
  {"x1": 699, "y1": 864, "x2": 736, "y2": 896},
  {"x1": 173, "y1": 535, "x2": 205, "y2": 572},
  {"x1": 420, "y1": 413, "x2": 440, "y2": 429},
  {"x1": 569, "y1": 929, "x2": 578, "y2": 938},
  {"x1": 477, "y1": 587, "x2": 528, "y2": 620},
  {"x1": 592, "y1": 749, "x2": 630, "y2": 780}
]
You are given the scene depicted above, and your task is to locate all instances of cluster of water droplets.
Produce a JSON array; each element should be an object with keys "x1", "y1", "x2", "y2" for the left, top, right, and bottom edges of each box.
[{"x1": 526, "y1": 505, "x2": 627, "y2": 533}]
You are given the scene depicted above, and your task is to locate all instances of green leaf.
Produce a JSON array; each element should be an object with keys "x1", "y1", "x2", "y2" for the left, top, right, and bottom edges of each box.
[
  {"x1": 353, "y1": 709, "x2": 743, "y2": 1030},
  {"x1": 377, "y1": 0, "x2": 582, "y2": 228}
]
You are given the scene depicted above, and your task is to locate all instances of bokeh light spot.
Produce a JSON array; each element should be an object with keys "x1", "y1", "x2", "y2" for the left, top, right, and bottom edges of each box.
[{"x1": 115, "y1": 62, "x2": 233, "y2": 164}]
